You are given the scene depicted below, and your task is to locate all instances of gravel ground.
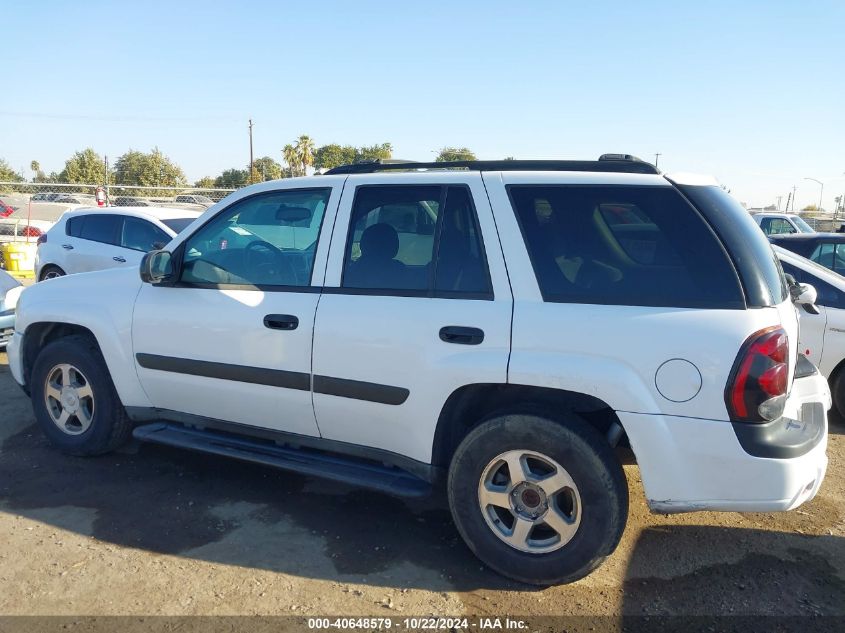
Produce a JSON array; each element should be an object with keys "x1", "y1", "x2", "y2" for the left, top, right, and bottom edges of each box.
[{"x1": 0, "y1": 349, "x2": 843, "y2": 624}]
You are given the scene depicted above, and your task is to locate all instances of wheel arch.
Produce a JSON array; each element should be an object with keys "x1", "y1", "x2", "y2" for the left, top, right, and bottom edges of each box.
[
  {"x1": 20, "y1": 320, "x2": 153, "y2": 409},
  {"x1": 431, "y1": 383, "x2": 628, "y2": 471}
]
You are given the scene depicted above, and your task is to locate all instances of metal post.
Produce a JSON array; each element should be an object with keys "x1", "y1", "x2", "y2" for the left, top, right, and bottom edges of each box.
[
  {"x1": 248, "y1": 118, "x2": 254, "y2": 181},
  {"x1": 104, "y1": 155, "x2": 110, "y2": 205},
  {"x1": 804, "y1": 177, "x2": 824, "y2": 213},
  {"x1": 654, "y1": 153, "x2": 661, "y2": 168}
]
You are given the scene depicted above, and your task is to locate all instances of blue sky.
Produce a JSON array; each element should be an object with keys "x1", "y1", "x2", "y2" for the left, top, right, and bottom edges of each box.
[{"x1": 3, "y1": 0, "x2": 844, "y2": 209}]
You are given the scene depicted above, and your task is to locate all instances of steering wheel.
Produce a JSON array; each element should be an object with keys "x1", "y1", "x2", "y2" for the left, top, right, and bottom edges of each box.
[{"x1": 244, "y1": 240, "x2": 297, "y2": 284}]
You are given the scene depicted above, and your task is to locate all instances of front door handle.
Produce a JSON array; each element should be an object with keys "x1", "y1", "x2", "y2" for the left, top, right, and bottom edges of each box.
[
  {"x1": 264, "y1": 314, "x2": 299, "y2": 331},
  {"x1": 62, "y1": 244, "x2": 74, "y2": 250},
  {"x1": 113, "y1": 256, "x2": 126, "y2": 262},
  {"x1": 439, "y1": 326, "x2": 484, "y2": 345}
]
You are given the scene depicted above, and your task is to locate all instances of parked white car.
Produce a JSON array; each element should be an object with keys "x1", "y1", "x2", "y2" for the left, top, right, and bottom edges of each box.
[
  {"x1": 34, "y1": 207, "x2": 202, "y2": 281},
  {"x1": 775, "y1": 245, "x2": 845, "y2": 414},
  {"x1": 8, "y1": 157, "x2": 831, "y2": 585},
  {"x1": 174, "y1": 194, "x2": 215, "y2": 208},
  {"x1": 753, "y1": 212, "x2": 815, "y2": 236}
]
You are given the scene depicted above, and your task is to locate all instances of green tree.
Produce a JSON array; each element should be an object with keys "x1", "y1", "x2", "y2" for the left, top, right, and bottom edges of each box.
[
  {"x1": 0, "y1": 159, "x2": 23, "y2": 182},
  {"x1": 214, "y1": 168, "x2": 249, "y2": 188},
  {"x1": 59, "y1": 148, "x2": 107, "y2": 185},
  {"x1": 113, "y1": 148, "x2": 186, "y2": 191},
  {"x1": 314, "y1": 144, "x2": 357, "y2": 171},
  {"x1": 435, "y1": 147, "x2": 477, "y2": 162},
  {"x1": 355, "y1": 143, "x2": 392, "y2": 162},
  {"x1": 295, "y1": 135, "x2": 315, "y2": 174},
  {"x1": 282, "y1": 144, "x2": 301, "y2": 177},
  {"x1": 194, "y1": 176, "x2": 216, "y2": 189},
  {"x1": 252, "y1": 156, "x2": 283, "y2": 181}
]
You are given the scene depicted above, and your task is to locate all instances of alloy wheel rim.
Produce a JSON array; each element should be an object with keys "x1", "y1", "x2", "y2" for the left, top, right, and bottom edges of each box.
[
  {"x1": 477, "y1": 449, "x2": 581, "y2": 554},
  {"x1": 43, "y1": 363, "x2": 95, "y2": 435}
]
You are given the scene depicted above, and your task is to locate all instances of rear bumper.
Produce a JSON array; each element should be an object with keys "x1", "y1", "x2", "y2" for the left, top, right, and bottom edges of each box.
[{"x1": 619, "y1": 373, "x2": 829, "y2": 513}]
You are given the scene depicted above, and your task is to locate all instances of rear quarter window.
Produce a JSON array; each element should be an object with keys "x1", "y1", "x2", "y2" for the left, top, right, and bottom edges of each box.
[
  {"x1": 678, "y1": 185, "x2": 787, "y2": 307},
  {"x1": 509, "y1": 185, "x2": 744, "y2": 309}
]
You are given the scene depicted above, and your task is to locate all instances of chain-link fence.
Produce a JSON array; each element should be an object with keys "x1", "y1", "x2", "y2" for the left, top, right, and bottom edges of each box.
[{"x1": 0, "y1": 181, "x2": 236, "y2": 242}]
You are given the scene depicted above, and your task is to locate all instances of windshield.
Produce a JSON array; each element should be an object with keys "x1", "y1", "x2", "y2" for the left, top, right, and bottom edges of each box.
[
  {"x1": 792, "y1": 216, "x2": 815, "y2": 233},
  {"x1": 161, "y1": 218, "x2": 198, "y2": 234}
]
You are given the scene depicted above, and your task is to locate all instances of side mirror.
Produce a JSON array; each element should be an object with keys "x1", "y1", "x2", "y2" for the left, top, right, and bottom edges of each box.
[
  {"x1": 795, "y1": 283, "x2": 820, "y2": 315},
  {"x1": 140, "y1": 249, "x2": 173, "y2": 284}
]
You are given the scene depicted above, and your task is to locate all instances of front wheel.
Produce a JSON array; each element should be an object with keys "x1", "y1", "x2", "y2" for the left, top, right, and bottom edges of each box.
[
  {"x1": 447, "y1": 412, "x2": 628, "y2": 585},
  {"x1": 30, "y1": 335, "x2": 133, "y2": 456}
]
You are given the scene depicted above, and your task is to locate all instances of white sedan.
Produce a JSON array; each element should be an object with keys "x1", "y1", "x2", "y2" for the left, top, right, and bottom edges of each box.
[
  {"x1": 35, "y1": 207, "x2": 203, "y2": 281},
  {"x1": 775, "y1": 244, "x2": 845, "y2": 415}
]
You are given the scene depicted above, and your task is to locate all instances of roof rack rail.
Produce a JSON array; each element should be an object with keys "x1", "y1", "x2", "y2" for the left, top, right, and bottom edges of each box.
[{"x1": 324, "y1": 155, "x2": 659, "y2": 176}]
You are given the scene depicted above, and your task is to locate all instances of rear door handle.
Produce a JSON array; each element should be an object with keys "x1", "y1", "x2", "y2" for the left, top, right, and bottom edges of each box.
[
  {"x1": 113, "y1": 256, "x2": 126, "y2": 262},
  {"x1": 439, "y1": 326, "x2": 484, "y2": 345},
  {"x1": 62, "y1": 244, "x2": 74, "y2": 250},
  {"x1": 264, "y1": 314, "x2": 299, "y2": 331}
]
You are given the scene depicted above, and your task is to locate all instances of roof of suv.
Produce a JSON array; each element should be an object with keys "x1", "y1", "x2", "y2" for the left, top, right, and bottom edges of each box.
[{"x1": 324, "y1": 155, "x2": 659, "y2": 175}]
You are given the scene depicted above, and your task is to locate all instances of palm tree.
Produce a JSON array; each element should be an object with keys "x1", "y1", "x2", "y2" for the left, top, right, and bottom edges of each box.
[
  {"x1": 282, "y1": 144, "x2": 300, "y2": 177},
  {"x1": 295, "y1": 135, "x2": 315, "y2": 175}
]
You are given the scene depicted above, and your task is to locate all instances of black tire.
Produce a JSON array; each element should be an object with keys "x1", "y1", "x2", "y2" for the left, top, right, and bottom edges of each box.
[
  {"x1": 831, "y1": 370, "x2": 845, "y2": 420},
  {"x1": 447, "y1": 411, "x2": 628, "y2": 585},
  {"x1": 39, "y1": 265, "x2": 66, "y2": 281},
  {"x1": 30, "y1": 335, "x2": 133, "y2": 456}
]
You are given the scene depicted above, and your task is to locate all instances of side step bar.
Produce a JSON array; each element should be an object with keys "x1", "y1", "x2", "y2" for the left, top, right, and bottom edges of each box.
[{"x1": 133, "y1": 423, "x2": 431, "y2": 498}]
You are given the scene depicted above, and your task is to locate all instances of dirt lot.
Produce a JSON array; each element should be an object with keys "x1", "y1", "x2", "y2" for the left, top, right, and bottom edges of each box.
[{"x1": 0, "y1": 349, "x2": 843, "y2": 624}]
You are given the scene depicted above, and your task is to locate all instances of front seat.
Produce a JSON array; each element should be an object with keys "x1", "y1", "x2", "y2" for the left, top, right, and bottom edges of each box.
[{"x1": 344, "y1": 223, "x2": 407, "y2": 288}]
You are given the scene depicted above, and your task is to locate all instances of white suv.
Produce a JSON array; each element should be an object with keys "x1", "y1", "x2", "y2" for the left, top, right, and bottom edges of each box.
[
  {"x1": 34, "y1": 207, "x2": 202, "y2": 280},
  {"x1": 8, "y1": 157, "x2": 830, "y2": 585}
]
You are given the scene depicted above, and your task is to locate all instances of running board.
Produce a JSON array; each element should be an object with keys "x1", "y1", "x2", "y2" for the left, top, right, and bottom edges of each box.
[{"x1": 133, "y1": 423, "x2": 431, "y2": 498}]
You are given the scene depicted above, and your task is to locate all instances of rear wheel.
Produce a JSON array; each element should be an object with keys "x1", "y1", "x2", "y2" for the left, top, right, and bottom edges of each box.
[
  {"x1": 39, "y1": 265, "x2": 65, "y2": 281},
  {"x1": 30, "y1": 335, "x2": 133, "y2": 455},
  {"x1": 447, "y1": 412, "x2": 628, "y2": 585}
]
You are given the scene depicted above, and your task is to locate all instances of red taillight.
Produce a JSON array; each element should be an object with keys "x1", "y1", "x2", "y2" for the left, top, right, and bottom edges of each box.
[
  {"x1": 726, "y1": 327, "x2": 789, "y2": 422},
  {"x1": 22, "y1": 226, "x2": 42, "y2": 237},
  {"x1": 36, "y1": 233, "x2": 47, "y2": 246}
]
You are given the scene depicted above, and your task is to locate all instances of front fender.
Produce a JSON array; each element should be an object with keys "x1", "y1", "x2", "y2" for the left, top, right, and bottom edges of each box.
[{"x1": 16, "y1": 269, "x2": 152, "y2": 408}]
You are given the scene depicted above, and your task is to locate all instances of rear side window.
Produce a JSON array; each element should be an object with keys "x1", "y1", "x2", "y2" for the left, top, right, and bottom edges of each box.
[
  {"x1": 78, "y1": 214, "x2": 121, "y2": 245},
  {"x1": 341, "y1": 185, "x2": 492, "y2": 297},
  {"x1": 509, "y1": 185, "x2": 743, "y2": 308},
  {"x1": 121, "y1": 217, "x2": 170, "y2": 252},
  {"x1": 679, "y1": 185, "x2": 787, "y2": 307},
  {"x1": 66, "y1": 216, "x2": 83, "y2": 237},
  {"x1": 760, "y1": 217, "x2": 797, "y2": 235}
]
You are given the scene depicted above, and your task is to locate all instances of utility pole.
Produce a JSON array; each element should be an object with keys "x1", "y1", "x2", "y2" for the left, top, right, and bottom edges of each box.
[
  {"x1": 776, "y1": 195, "x2": 782, "y2": 211},
  {"x1": 654, "y1": 153, "x2": 661, "y2": 168},
  {"x1": 248, "y1": 118, "x2": 254, "y2": 181},
  {"x1": 791, "y1": 185, "x2": 797, "y2": 212},
  {"x1": 104, "y1": 155, "x2": 110, "y2": 205}
]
